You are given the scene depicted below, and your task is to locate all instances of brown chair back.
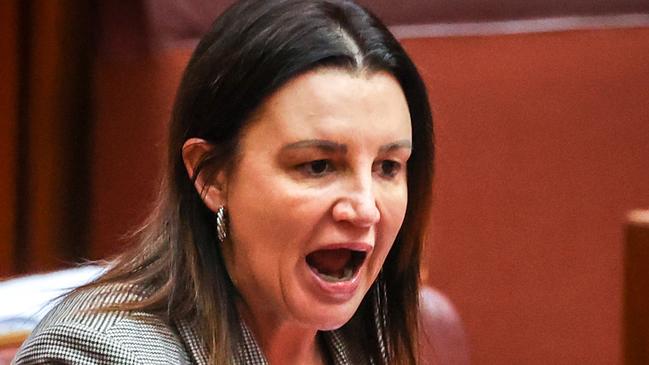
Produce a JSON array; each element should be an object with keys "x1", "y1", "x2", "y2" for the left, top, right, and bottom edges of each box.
[
  {"x1": 419, "y1": 286, "x2": 471, "y2": 365},
  {"x1": 624, "y1": 209, "x2": 649, "y2": 365}
]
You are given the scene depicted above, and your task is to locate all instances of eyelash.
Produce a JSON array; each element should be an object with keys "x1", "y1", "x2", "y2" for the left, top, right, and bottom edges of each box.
[
  {"x1": 296, "y1": 159, "x2": 403, "y2": 179},
  {"x1": 298, "y1": 160, "x2": 333, "y2": 177}
]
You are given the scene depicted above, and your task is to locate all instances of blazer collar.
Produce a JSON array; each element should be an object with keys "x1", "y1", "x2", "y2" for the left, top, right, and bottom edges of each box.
[{"x1": 174, "y1": 318, "x2": 356, "y2": 365}]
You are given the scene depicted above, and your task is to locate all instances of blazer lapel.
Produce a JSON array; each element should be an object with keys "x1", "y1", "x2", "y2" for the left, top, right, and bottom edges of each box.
[{"x1": 175, "y1": 319, "x2": 209, "y2": 365}]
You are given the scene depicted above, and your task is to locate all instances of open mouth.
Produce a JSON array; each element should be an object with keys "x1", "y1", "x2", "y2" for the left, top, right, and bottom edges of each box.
[{"x1": 306, "y1": 248, "x2": 367, "y2": 282}]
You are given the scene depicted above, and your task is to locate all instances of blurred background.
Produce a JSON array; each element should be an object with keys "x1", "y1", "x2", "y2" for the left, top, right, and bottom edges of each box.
[{"x1": 1, "y1": 0, "x2": 649, "y2": 364}]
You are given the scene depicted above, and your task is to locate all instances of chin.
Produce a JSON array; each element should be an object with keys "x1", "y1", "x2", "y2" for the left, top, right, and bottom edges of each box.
[
  {"x1": 296, "y1": 295, "x2": 365, "y2": 331},
  {"x1": 314, "y1": 312, "x2": 355, "y2": 331}
]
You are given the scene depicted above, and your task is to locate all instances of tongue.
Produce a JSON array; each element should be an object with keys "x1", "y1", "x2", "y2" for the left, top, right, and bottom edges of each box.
[{"x1": 307, "y1": 249, "x2": 352, "y2": 276}]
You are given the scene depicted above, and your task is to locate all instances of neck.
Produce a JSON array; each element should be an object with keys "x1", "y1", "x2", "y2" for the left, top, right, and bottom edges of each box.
[
  {"x1": 237, "y1": 302, "x2": 326, "y2": 365},
  {"x1": 261, "y1": 324, "x2": 324, "y2": 365}
]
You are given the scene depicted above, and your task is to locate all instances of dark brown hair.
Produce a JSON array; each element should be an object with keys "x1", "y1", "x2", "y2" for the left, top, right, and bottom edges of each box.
[{"x1": 89, "y1": 0, "x2": 434, "y2": 363}]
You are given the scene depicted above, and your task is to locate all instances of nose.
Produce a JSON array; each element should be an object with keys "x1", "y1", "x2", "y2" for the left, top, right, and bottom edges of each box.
[{"x1": 332, "y1": 175, "x2": 380, "y2": 227}]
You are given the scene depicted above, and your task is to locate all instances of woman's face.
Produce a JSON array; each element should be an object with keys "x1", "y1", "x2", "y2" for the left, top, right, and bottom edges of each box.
[{"x1": 223, "y1": 68, "x2": 412, "y2": 331}]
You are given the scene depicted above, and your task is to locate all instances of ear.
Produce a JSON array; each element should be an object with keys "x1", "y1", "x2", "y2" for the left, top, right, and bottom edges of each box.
[{"x1": 182, "y1": 138, "x2": 227, "y2": 213}]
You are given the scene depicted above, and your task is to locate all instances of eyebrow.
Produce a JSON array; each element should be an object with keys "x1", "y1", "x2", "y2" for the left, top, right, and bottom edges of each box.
[
  {"x1": 281, "y1": 140, "x2": 348, "y2": 153},
  {"x1": 280, "y1": 139, "x2": 412, "y2": 154},
  {"x1": 378, "y1": 140, "x2": 412, "y2": 153}
]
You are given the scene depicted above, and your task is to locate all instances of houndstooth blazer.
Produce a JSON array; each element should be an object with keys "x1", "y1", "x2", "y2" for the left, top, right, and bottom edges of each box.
[{"x1": 12, "y1": 283, "x2": 372, "y2": 364}]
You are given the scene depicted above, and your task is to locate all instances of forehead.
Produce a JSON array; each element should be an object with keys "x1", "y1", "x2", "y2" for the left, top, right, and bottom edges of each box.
[{"x1": 246, "y1": 68, "x2": 412, "y2": 143}]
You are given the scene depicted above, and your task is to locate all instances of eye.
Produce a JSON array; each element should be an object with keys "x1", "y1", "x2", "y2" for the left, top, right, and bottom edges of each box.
[
  {"x1": 298, "y1": 160, "x2": 334, "y2": 177},
  {"x1": 375, "y1": 160, "x2": 402, "y2": 178}
]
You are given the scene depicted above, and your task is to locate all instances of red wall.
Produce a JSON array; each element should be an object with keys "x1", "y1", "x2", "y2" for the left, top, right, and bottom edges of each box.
[
  {"x1": 407, "y1": 28, "x2": 649, "y2": 364},
  {"x1": 89, "y1": 27, "x2": 649, "y2": 364}
]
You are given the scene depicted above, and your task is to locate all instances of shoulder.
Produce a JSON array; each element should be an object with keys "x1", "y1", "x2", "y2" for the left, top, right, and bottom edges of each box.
[{"x1": 13, "y1": 283, "x2": 191, "y2": 365}]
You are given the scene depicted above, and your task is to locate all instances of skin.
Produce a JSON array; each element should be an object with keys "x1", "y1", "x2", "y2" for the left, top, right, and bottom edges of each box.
[{"x1": 183, "y1": 69, "x2": 412, "y2": 364}]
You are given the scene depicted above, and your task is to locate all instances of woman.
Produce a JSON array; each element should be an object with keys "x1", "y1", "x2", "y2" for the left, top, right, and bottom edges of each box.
[{"x1": 14, "y1": 0, "x2": 434, "y2": 364}]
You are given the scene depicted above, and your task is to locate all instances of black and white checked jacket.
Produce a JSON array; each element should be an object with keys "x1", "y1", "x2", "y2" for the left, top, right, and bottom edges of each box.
[{"x1": 12, "y1": 283, "x2": 377, "y2": 364}]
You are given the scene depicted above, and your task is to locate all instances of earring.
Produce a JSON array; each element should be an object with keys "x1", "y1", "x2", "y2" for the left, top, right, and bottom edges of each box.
[{"x1": 216, "y1": 206, "x2": 228, "y2": 242}]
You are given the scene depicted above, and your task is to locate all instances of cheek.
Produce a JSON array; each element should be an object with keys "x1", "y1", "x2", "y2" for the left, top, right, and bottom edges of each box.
[
  {"x1": 380, "y1": 184, "x2": 409, "y2": 235},
  {"x1": 370, "y1": 186, "x2": 408, "y2": 268},
  {"x1": 227, "y1": 177, "x2": 327, "y2": 262},
  {"x1": 225, "y1": 178, "x2": 336, "y2": 304}
]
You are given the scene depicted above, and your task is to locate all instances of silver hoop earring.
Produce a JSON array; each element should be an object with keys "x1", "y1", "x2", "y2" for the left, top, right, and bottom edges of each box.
[{"x1": 216, "y1": 206, "x2": 228, "y2": 242}]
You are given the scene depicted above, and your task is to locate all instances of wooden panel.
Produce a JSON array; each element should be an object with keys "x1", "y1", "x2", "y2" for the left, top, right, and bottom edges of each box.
[
  {"x1": 142, "y1": 0, "x2": 649, "y2": 47},
  {"x1": 88, "y1": 49, "x2": 189, "y2": 259},
  {"x1": 357, "y1": 0, "x2": 649, "y2": 24},
  {"x1": 624, "y1": 210, "x2": 649, "y2": 365},
  {"x1": 23, "y1": 1, "x2": 68, "y2": 271},
  {"x1": 0, "y1": 0, "x2": 18, "y2": 277},
  {"x1": 18, "y1": 0, "x2": 95, "y2": 273}
]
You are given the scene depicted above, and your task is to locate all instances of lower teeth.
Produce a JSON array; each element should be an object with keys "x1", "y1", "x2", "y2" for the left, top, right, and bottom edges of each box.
[{"x1": 318, "y1": 267, "x2": 353, "y2": 282}]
